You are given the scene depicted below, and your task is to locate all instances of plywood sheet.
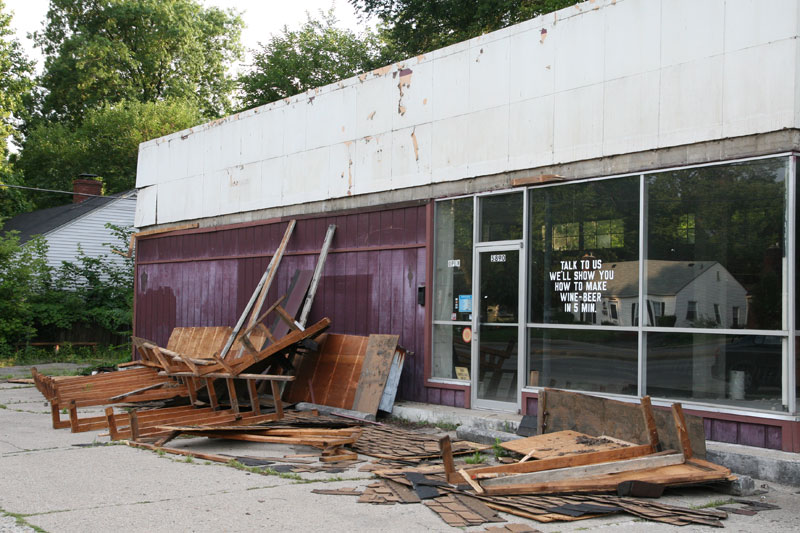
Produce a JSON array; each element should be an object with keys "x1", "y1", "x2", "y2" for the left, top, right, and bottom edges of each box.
[
  {"x1": 537, "y1": 389, "x2": 705, "y2": 458},
  {"x1": 500, "y1": 430, "x2": 632, "y2": 459},
  {"x1": 352, "y1": 334, "x2": 400, "y2": 415},
  {"x1": 284, "y1": 334, "x2": 369, "y2": 408}
]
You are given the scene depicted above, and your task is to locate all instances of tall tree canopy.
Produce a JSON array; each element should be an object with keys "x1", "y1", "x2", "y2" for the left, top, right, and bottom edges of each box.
[
  {"x1": 17, "y1": 98, "x2": 204, "y2": 206},
  {"x1": 350, "y1": 0, "x2": 578, "y2": 58},
  {"x1": 0, "y1": 0, "x2": 34, "y2": 219},
  {"x1": 238, "y1": 9, "x2": 388, "y2": 109},
  {"x1": 33, "y1": 0, "x2": 243, "y2": 122}
]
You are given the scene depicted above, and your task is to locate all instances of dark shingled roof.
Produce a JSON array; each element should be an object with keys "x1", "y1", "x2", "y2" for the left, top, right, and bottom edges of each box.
[{"x1": 1, "y1": 191, "x2": 134, "y2": 244}]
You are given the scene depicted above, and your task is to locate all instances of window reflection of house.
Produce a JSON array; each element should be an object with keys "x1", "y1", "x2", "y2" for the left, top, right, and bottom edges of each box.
[{"x1": 587, "y1": 261, "x2": 748, "y2": 328}]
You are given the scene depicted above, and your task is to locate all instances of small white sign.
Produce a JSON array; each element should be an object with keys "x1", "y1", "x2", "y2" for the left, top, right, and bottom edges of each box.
[
  {"x1": 490, "y1": 254, "x2": 506, "y2": 263},
  {"x1": 447, "y1": 259, "x2": 461, "y2": 268}
]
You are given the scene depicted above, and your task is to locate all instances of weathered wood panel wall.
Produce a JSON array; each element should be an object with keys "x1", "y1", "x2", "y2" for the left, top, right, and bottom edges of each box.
[{"x1": 134, "y1": 203, "x2": 445, "y2": 404}]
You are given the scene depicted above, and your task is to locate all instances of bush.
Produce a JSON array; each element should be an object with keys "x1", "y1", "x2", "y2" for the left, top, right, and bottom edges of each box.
[{"x1": 0, "y1": 223, "x2": 133, "y2": 356}]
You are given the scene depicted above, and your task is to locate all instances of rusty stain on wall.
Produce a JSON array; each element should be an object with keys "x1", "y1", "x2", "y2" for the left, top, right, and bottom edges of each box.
[
  {"x1": 367, "y1": 111, "x2": 376, "y2": 120},
  {"x1": 397, "y1": 68, "x2": 413, "y2": 116},
  {"x1": 540, "y1": 28, "x2": 548, "y2": 43},
  {"x1": 410, "y1": 129, "x2": 419, "y2": 161}
]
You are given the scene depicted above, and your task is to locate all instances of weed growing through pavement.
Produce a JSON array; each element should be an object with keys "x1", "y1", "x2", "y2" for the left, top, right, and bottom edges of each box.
[
  {"x1": 492, "y1": 438, "x2": 508, "y2": 459},
  {"x1": 0, "y1": 507, "x2": 47, "y2": 533},
  {"x1": 0, "y1": 404, "x2": 6, "y2": 409},
  {"x1": 465, "y1": 451, "x2": 486, "y2": 464},
  {"x1": 691, "y1": 498, "x2": 736, "y2": 509}
]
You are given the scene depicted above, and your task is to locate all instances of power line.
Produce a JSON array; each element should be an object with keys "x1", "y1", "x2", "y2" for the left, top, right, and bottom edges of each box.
[{"x1": 0, "y1": 183, "x2": 137, "y2": 201}]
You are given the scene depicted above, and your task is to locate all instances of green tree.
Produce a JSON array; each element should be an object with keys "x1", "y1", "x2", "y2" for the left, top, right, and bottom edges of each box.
[
  {"x1": 350, "y1": 0, "x2": 579, "y2": 57},
  {"x1": 18, "y1": 98, "x2": 204, "y2": 207},
  {"x1": 33, "y1": 0, "x2": 243, "y2": 122},
  {"x1": 0, "y1": 0, "x2": 34, "y2": 219},
  {"x1": 238, "y1": 9, "x2": 388, "y2": 109},
  {"x1": 0, "y1": 232, "x2": 48, "y2": 355}
]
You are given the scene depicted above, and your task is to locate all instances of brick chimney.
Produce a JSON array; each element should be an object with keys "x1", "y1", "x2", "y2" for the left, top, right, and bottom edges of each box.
[{"x1": 73, "y1": 174, "x2": 102, "y2": 203}]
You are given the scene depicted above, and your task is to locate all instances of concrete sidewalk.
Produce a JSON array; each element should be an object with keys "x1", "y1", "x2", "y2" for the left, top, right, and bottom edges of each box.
[{"x1": 2, "y1": 383, "x2": 799, "y2": 532}]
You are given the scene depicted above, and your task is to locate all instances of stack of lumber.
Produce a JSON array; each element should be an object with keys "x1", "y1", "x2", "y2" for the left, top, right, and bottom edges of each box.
[
  {"x1": 32, "y1": 366, "x2": 189, "y2": 432},
  {"x1": 450, "y1": 397, "x2": 733, "y2": 497}
]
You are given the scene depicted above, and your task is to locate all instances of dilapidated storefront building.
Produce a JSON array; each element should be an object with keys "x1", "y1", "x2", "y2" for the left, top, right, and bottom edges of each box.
[{"x1": 133, "y1": 0, "x2": 800, "y2": 451}]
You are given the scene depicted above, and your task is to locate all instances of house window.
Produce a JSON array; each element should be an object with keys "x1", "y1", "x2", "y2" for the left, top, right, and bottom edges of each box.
[
  {"x1": 714, "y1": 304, "x2": 721, "y2": 324},
  {"x1": 610, "y1": 303, "x2": 618, "y2": 320},
  {"x1": 686, "y1": 301, "x2": 697, "y2": 321},
  {"x1": 732, "y1": 306, "x2": 740, "y2": 328}
]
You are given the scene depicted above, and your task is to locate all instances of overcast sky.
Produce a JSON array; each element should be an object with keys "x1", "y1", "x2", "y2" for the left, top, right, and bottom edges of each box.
[{"x1": 4, "y1": 0, "x2": 372, "y2": 73}]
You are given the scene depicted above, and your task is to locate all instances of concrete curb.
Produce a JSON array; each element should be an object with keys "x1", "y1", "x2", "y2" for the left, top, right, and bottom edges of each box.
[{"x1": 707, "y1": 442, "x2": 800, "y2": 487}]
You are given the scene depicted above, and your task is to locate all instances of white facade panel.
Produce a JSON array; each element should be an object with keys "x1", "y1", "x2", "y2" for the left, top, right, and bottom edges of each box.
[
  {"x1": 508, "y1": 26, "x2": 554, "y2": 103},
  {"x1": 722, "y1": 40, "x2": 797, "y2": 138},
  {"x1": 431, "y1": 48, "x2": 470, "y2": 122},
  {"x1": 469, "y1": 36, "x2": 510, "y2": 112},
  {"x1": 135, "y1": 0, "x2": 800, "y2": 226},
  {"x1": 553, "y1": 84, "x2": 604, "y2": 163},
  {"x1": 724, "y1": 0, "x2": 798, "y2": 53},
  {"x1": 553, "y1": 6, "x2": 605, "y2": 92},
  {"x1": 391, "y1": 125, "x2": 432, "y2": 188},
  {"x1": 134, "y1": 186, "x2": 156, "y2": 227},
  {"x1": 603, "y1": 0, "x2": 661, "y2": 81},
  {"x1": 660, "y1": 0, "x2": 725, "y2": 67},
  {"x1": 658, "y1": 55, "x2": 724, "y2": 148},
  {"x1": 508, "y1": 95, "x2": 555, "y2": 170},
  {"x1": 45, "y1": 196, "x2": 136, "y2": 272},
  {"x1": 392, "y1": 59, "x2": 434, "y2": 131},
  {"x1": 603, "y1": 70, "x2": 660, "y2": 155}
]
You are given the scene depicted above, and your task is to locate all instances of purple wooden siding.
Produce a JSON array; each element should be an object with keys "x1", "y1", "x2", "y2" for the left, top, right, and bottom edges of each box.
[
  {"x1": 704, "y1": 418, "x2": 783, "y2": 450},
  {"x1": 135, "y1": 205, "x2": 430, "y2": 402}
]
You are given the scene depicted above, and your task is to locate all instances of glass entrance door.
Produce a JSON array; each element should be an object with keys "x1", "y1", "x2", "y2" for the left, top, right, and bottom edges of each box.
[{"x1": 473, "y1": 246, "x2": 522, "y2": 410}]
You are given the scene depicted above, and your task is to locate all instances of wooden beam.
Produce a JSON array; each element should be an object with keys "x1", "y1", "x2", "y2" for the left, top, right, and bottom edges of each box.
[
  {"x1": 641, "y1": 396, "x2": 661, "y2": 452},
  {"x1": 220, "y1": 220, "x2": 296, "y2": 361},
  {"x1": 124, "y1": 223, "x2": 199, "y2": 257},
  {"x1": 671, "y1": 403, "x2": 693, "y2": 460},
  {"x1": 226, "y1": 379, "x2": 239, "y2": 414},
  {"x1": 469, "y1": 444, "x2": 656, "y2": 479},
  {"x1": 298, "y1": 224, "x2": 336, "y2": 327},
  {"x1": 248, "y1": 380, "x2": 261, "y2": 415},
  {"x1": 439, "y1": 436, "x2": 458, "y2": 484},
  {"x1": 459, "y1": 468, "x2": 484, "y2": 494},
  {"x1": 270, "y1": 380, "x2": 283, "y2": 418},
  {"x1": 481, "y1": 452, "x2": 685, "y2": 488}
]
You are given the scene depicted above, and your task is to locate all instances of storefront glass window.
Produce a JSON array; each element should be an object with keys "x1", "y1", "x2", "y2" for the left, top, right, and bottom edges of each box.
[
  {"x1": 528, "y1": 176, "x2": 640, "y2": 325},
  {"x1": 646, "y1": 332, "x2": 784, "y2": 409},
  {"x1": 528, "y1": 329, "x2": 638, "y2": 394},
  {"x1": 432, "y1": 198, "x2": 473, "y2": 379},
  {"x1": 646, "y1": 158, "x2": 788, "y2": 330},
  {"x1": 480, "y1": 193, "x2": 523, "y2": 242}
]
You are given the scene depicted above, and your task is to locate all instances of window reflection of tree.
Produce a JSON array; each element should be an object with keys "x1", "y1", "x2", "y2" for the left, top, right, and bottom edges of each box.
[{"x1": 648, "y1": 159, "x2": 787, "y2": 330}]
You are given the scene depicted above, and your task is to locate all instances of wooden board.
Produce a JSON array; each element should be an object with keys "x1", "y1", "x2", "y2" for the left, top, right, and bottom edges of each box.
[
  {"x1": 284, "y1": 334, "x2": 368, "y2": 408},
  {"x1": 481, "y1": 453, "x2": 685, "y2": 488},
  {"x1": 537, "y1": 389, "x2": 705, "y2": 458},
  {"x1": 484, "y1": 458, "x2": 731, "y2": 496},
  {"x1": 378, "y1": 348, "x2": 406, "y2": 413},
  {"x1": 500, "y1": 430, "x2": 633, "y2": 459},
  {"x1": 351, "y1": 334, "x2": 400, "y2": 415}
]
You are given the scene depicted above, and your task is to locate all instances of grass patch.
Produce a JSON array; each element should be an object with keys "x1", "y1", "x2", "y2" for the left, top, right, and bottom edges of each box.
[
  {"x1": 385, "y1": 415, "x2": 459, "y2": 432},
  {"x1": 492, "y1": 438, "x2": 509, "y2": 459},
  {"x1": 0, "y1": 404, "x2": 6, "y2": 409},
  {"x1": 0, "y1": 344, "x2": 132, "y2": 376},
  {"x1": 0, "y1": 507, "x2": 48, "y2": 533},
  {"x1": 691, "y1": 498, "x2": 736, "y2": 509},
  {"x1": 464, "y1": 451, "x2": 486, "y2": 464}
]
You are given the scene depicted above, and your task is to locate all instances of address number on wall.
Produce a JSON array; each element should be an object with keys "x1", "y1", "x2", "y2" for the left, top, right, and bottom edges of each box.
[{"x1": 490, "y1": 254, "x2": 506, "y2": 263}]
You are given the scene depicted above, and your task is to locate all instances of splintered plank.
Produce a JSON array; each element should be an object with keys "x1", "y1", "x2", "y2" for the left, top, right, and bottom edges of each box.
[
  {"x1": 481, "y1": 453, "x2": 685, "y2": 488},
  {"x1": 484, "y1": 460, "x2": 731, "y2": 496},
  {"x1": 469, "y1": 444, "x2": 655, "y2": 479},
  {"x1": 351, "y1": 334, "x2": 400, "y2": 415}
]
